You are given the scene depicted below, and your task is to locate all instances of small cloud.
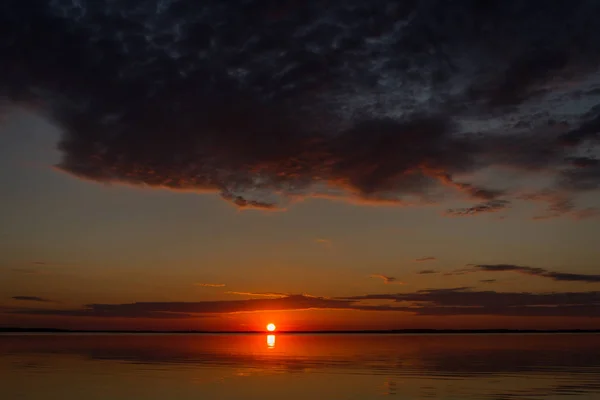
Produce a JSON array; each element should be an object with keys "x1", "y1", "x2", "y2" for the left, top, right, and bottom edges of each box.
[
  {"x1": 11, "y1": 296, "x2": 53, "y2": 303},
  {"x1": 521, "y1": 191, "x2": 599, "y2": 221},
  {"x1": 479, "y1": 279, "x2": 497, "y2": 284},
  {"x1": 31, "y1": 261, "x2": 48, "y2": 265},
  {"x1": 10, "y1": 268, "x2": 42, "y2": 275},
  {"x1": 571, "y1": 207, "x2": 600, "y2": 220},
  {"x1": 470, "y1": 264, "x2": 600, "y2": 283},
  {"x1": 221, "y1": 192, "x2": 284, "y2": 211},
  {"x1": 195, "y1": 283, "x2": 226, "y2": 288},
  {"x1": 415, "y1": 257, "x2": 437, "y2": 262},
  {"x1": 370, "y1": 274, "x2": 403, "y2": 285},
  {"x1": 225, "y1": 291, "x2": 287, "y2": 298},
  {"x1": 418, "y1": 269, "x2": 438, "y2": 275},
  {"x1": 443, "y1": 268, "x2": 472, "y2": 276},
  {"x1": 315, "y1": 238, "x2": 332, "y2": 248},
  {"x1": 523, "y1": 191, "x2": 576, "y2": 220},
  {"x1": 445, "y1": 200, "x2": 510, "y2": 217}
]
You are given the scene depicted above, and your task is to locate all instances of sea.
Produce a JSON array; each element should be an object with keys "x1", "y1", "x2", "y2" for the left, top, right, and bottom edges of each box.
[{"x1": 1, "y1": 333, "x2": 600, "y2": 399}]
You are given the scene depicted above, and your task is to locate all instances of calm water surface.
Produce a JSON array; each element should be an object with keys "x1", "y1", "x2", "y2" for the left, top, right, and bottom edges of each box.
[{"x1": 2, "y1": 334, "x2": 600, "y2": 399}]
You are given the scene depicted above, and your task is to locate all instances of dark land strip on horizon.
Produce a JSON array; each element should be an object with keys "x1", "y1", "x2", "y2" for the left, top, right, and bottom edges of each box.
[{"x1": 1, "y1": 327, "x2": 600, "y2": 334}]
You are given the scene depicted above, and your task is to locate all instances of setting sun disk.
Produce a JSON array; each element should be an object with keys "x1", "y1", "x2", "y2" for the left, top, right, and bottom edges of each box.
[{"x1": 266, "y1": 323, "x2": 276, "y2": 332}]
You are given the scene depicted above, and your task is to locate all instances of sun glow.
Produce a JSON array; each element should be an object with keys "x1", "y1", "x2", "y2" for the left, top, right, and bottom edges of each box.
[{"x1": 266, "y1": 323, "x2": 276, "y2": 332}]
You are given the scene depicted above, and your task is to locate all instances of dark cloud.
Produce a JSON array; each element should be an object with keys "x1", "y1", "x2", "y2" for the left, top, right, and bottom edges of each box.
[
  {"x1": 472, "y1": 264, "x2": 600, "y2": 283},
  {"x1": 415, "y1": 257, "x2": 437, "y2": 262},
  {"x1": 417, "y1": 269, "x2": 438, "y2": 275},
  {"x1": 559, "y1": 112, "x2": 600, "y2": 147},
  {"x1": 9, "y1": 288, "x2": 600, "y2": 319},
  {"x1": 11, "y1": 296, "x2": 53, "y2": 303},
  {"x1": 443, "y1": 269, "x2": 472, "y2": 276},
  {"x1": 340, "y1": 288, "x2": 600, "y2": 317},
  {"x1": 11, "y1": 295, "x2": 356, "y2": 319},
  {"x1": 480, "y1": 279, "x2": 497, "y2": 284},
  {"x1": 2, "y1": 1, "x2": 600, "y2": 214},
  {"x1": 560, "y1": 163, "x2": 600, "y2": 192},
  {"x1": 566, "y1": 157, "x2": 600, "y2": 168},
  {"x1": 370, "y1": 274, "x2": 402, "y2": 285},
  {"x1": 445, "y1": 200, "x2": 510, "y2": 217}
]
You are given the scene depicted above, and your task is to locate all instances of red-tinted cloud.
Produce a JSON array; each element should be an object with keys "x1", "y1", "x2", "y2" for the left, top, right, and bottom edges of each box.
[
  {"x1": 10, "y1": 289, "x2": 600, "y2": 319},
  {"x1": 196, "y1": 283, "x2": 226, "y2": 288},
  {"x1": 370, "y1": 274, "x2": 403, "y2": 285},
  {"x1": 415, "y1": 257, "x2": 437, "y2": 262}
]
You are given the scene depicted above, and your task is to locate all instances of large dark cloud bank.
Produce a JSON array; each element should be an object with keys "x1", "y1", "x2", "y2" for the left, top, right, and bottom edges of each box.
[{"x1": 2, "y1": 0, "x2": 600, "y2": 215}]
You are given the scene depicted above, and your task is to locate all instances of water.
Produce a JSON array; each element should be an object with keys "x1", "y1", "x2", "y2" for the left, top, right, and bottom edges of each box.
[{"x1": 2, "y1": 334, "x2": 600, "y2": 399}]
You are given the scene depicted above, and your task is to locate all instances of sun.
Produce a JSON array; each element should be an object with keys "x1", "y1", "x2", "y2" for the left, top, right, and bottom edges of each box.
[{"x1": 266, "y1": 323, "x2": 276, "y2": 332}]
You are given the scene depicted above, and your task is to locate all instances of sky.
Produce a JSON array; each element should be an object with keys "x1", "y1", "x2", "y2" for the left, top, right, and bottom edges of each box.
[{"x1": 1, "y1": 0, "x2": 600, "y2": 331}]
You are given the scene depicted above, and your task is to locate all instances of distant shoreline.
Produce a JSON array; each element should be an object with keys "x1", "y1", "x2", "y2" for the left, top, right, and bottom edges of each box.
[{"x1": 2, "y1": 327, "x2": 600, "y2": 334}]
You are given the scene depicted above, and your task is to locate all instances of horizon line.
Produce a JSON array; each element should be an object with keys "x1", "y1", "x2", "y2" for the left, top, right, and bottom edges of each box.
[{"x1": 2, "y1": 327, "x2": 600, "y2": 334}]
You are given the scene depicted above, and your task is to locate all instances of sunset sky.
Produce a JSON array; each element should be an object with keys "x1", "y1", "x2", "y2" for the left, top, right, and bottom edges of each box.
[{"x1": 1, "y1": 1, "x2": 600, "y2": 331}]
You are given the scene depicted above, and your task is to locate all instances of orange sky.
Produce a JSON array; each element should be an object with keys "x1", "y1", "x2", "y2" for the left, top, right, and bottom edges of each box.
[{"x1": 1, "y1": 110, "x2": 600, "y2": 331}]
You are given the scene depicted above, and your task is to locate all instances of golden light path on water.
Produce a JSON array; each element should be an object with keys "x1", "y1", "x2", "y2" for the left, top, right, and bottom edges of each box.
[{"x1": 267, "y1": 335, "x2": 275, "y2": 349}]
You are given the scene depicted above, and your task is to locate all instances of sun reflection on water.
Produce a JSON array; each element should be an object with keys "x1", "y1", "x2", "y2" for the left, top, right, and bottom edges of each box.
[{"x1": 267, "y1": 335, "x2": 276, "y2": 349}]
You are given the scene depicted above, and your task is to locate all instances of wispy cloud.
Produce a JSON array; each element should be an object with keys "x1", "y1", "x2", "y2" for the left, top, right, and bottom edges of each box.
[
  {"x1": 480, "y1": 279, "x2": 497, "y2": 284},
  {"x1": 10, "y1": 268, "x2": 43, "y2": 275},
  {"x1": 444, "y1": 268, "x2": 474, "y2": 276},
  {"x1": 415, "y1": 257, "x2": 437, "y2": 262},
  {"x1": 10, "y1": 295, "x2": 355, "y2": 319},
  {"x1": 221, "y1": 193, "x2": 284, "y2": 211},
  {"x1": 417, "y1": 269, "x2": 439, "y2": 275},
  {"x1": 370, "y1": 274, "x2": 403, "y2": 285},
  {"x1": 338, "y1": 288, "x2": 600, "y2": 317},
  {"x1": 470, "y1": 264, "x2": 600, "y2": 283},
  {"x1": 571, "y1": 207, "x2": 600, "y2": 220},
  {"x1": 10, "y1": 289, "x2": 600, "y2": 319},
  {"x1": 315, "y1": 238, "x2": 332, "y2": 248},
  {"x1": 445, "y1": 200, "x2": 510, "y2": 217},
  {"x1": 11, "y1": 296, "x2": 53, "y2": 303},
  {"x1": 519, "y1": 191, "x2": 600, "y2": 221},
  {"x1": 225, "y1": 291, "x2": 287, "y2": 298},
  {"x1": 195, "y1": 283, "x2": 226, "y2": 288}
]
